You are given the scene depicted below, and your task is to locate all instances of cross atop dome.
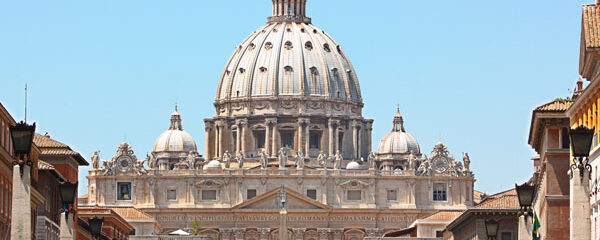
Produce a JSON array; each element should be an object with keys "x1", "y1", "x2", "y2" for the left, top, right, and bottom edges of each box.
[{"x1": 268, "y1": 0, "x2": 312, "y2": 24}]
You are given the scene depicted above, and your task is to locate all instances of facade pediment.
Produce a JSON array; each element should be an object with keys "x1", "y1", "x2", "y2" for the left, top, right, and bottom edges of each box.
[{"x1": 233, "y1": 187, "x2": 331, "y2": 211}]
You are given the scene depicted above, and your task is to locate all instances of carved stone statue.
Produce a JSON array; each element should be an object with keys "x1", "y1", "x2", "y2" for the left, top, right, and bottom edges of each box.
[
  {"x1": 416, "y1": 160, "x2": 430, "y2": 176},
  {"x1": 186, "y1": 151, "x2": 197, "y2": 170},
  {"x1": 463, "y1": 153, "x2": 471, "y2": 171},
  {"x1": 223, "y1": 151, "x2": 232, "y2": 169},
  {"x1": 147, "y1": 153, "x2": 157, "y2": 169},
  {"x1": 102, "y1": 160, "x2": 115, "y2": 176},
  {"x1": 259, "y1": 150, "x2": 269, "y2": 170},
  {"x1": 278, "y1": 147, "x2": 289, "y2": 169},
  {"x1": 368, "y1": 152, "x2": 377, "y2": 170},
  {"x1": 334, "y1": 151, "x2": 342, "y2": 170},
  {"x1": 455, "y1": 161, "x2": 464, "y2": 176},
  {"x1": 135, "y1": 159, "x2": 147, "y2": 175},
  {"x1": 91, "y1": 151, "x2": 100, "y2": 169},
  {"x1": 296, "y1": 150, "x2": 305, "y2": 170},
  {"x1": 236, "y1": 151, "x2": 245, "y2": 169},
  {"x1": 317, "y1": 151, "x2": 327, "y2": 168},
  {"x1": 407, "y1": 151, "x2": 416, "y2": 170}
]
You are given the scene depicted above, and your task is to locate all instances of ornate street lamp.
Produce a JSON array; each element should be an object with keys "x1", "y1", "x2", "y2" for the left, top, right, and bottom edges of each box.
[
  {"x1": 515, "y1": 182, "x2": 535, "y2": 217},
  {"x1": 89, "y1": 217, "x2": 104, "y2": 238},
  {"x1": 59, "y1": 181, "x2": 77, "y2": 215},
  {"x1": 9, "y1": 121, "x2": 36, "y2": 175},
  {"x1": 568, "y1": 126, "x2": 595, "y2": 179},
  {"x1": 484, "y1": 219, "x2": 499, "y2": 240}
]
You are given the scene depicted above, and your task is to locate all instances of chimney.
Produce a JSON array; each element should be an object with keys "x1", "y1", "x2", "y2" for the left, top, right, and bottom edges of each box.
[{"x1": 577, "y1": 77, "x2": 584, "y2": 92}]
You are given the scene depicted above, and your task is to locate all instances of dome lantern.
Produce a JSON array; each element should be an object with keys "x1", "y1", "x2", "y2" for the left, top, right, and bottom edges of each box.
[
  {"x1": 169, "y1": 104, "x2": 183, "y2": 131},
  {"x1": 393, "y1": 106, "x2": 405, "y2": 132},
  {"x1": 268, "y1": 0, "x2": 311, "y2": 23}
]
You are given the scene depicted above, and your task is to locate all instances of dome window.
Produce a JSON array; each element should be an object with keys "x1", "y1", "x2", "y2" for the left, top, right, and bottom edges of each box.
[
  {"x1": 301, "y1": 28, "x2": 305, "y2": 33},
  {"x1": 305, "y1": 41, "x2": 313, "y2": 50},
  {"x1": 284, "y1": 41, "x2": 293, "y2": 50},
  {"x1": 284, "y1": 66, "x2": 293, "y2": 73},
  {"x1": 313, "y1": 29, "x2": 318, "y2": 34},
  {"x1": 239, "y1": 68, "x2": 246, "y2": 73},
  {"x1": 259, "y1": 67, "x2": 267, "y2": 73},
  {"x1": 286, "y1": 28, "x2": 292, "y2": 32},
  {"x1": 265, "y1": 42, "x2": 273, "y2": 50},
  {"x1": 248, "y1": 43, "x2": 256, "y2": 50},
  {"x1": 337, "y1": 45, "x2": 343, "y2": 54},
  {"x1": 323, "y1": 43, "x2": 331, "y2": 52}
]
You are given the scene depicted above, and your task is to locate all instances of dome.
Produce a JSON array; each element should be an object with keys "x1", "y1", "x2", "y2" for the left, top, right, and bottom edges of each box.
[
  {"x1": 153, "y1": 106, "x2": 198, "y2": 153},
  {"x1": 346, "y1": 160, "x2": 361, "y2": 170},
  {"x1": 376, "y1": 109, "x2": 420, "y2": 156},
  {"x1": 204, "y1": 160, "x2": 222, "y2": 170},
  {"x1": 215, "y1": 0, "x2": 362, "y2": 112}
]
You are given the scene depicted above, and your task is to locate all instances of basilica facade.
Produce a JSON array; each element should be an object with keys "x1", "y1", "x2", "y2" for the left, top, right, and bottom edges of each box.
[{"x1": 85, "y1": 1, "x2": 476, "y2": 239}]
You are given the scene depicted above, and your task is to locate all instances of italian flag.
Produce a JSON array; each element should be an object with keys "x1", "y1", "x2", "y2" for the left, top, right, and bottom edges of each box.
[{"x1": 532, "y1": 212, "x2": 541, "y2": 240}]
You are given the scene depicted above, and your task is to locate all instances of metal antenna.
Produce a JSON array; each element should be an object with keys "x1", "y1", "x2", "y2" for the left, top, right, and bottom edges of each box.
[{"x1": 24, "y1": 83, "x2": 28, "y2": 123}]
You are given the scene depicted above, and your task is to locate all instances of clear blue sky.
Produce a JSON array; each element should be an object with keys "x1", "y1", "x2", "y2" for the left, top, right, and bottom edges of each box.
[{"x1": 0, "y1": 0, "x2": 588, "y2": 195}]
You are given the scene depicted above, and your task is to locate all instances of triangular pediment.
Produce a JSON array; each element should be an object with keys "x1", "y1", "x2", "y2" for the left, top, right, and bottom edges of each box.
[{"x1": 233, "y1": 187, "x2": 331, "y2": 210}]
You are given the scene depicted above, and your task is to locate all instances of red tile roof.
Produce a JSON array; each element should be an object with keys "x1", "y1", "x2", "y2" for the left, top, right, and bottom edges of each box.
[
  {"x1": 33, "y1": 133, "x2": 88, "y2": 165},
  {"x1": 422, "y1": 211, "x2": 463, "y2": 221},
  {"x1": 38, "y1": 160, "x2": 66, "y2": 180},
  {"x1": 534, "y1": 99, "x2": 573, "y2": 112},
  {"x1": 583, "y1": 4, "x2": 600, "y2": 49}
]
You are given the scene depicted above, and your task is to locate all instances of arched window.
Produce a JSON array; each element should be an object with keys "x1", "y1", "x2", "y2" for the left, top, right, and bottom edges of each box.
[
  {"x1": 323, "y1": 43, "x2": 331, "y2": 52},
  {"x1": 284, "y1": 41, "x2": 293, "y2": 50},
  {"x1": 284, "y1": 66, "x2": 293, "y2": 73},
  {"x1": 305, "y1": 41, "x2": 313, "y2": 50}
]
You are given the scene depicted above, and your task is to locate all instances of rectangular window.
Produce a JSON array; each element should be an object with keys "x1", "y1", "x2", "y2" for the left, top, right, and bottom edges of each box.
[
  {"x1": 247, "y1": 189, "x2": 257, "y2": 200},
  {"x1": 347, "y1": 190, "x2": 362, "y2": 201},
  {"x1": 167, "y1": 189, "x2": 177, "y2": 200},
  {"x1": 0, "y1": 180, "x2": 3, "y2": 215},
  {"x1": 433, "y1": 183, "x2": 447, "y2": 201},
  {"x1": 256, "y1": 132, "x2": 266, "y2": 149},
  {"x1": 501, "y1": 232, "x2": 511, "y2": 240},
  {"x1": 561, "y1": 127, "x2": 570, "y2": 149},
  {"x1": 117, "y1": 182, "x2": 131, "y2": 200},
  {"x1": 307, "y1": 189, "x2": 317, "y2": 200},
  {"x1": 387, "y1": 189, "x2": 397, "y2": 201},
  {"x1": 436, "y1": 231, "x2": 444, "y2": 238},
  {"x1": 201, "y1": 190, "x2": 217, "y2": 200},
  {"x1": 338, "y1": 132, "x2": 344, "y2": 152},
  {"x1": 282, "y1": 132, "x2": 294, "y2": 148},
  {"x1": 1, "y1": 121, "x2": 4, "y2": 148},
  {"x1": 310, "y1": 132, "x2": 320, "y2": 149}
]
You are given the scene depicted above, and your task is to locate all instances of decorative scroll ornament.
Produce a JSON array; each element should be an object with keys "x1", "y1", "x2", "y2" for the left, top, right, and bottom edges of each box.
[
  {"x1": 102, "y1": 142, "x2": 147, "y2": 176},
  {"x1": 280, "y1": 101, "x2": 297, "y2": 109}
]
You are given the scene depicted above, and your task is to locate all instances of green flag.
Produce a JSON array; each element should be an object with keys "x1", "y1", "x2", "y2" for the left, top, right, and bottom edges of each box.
[{"x1": 532, "y1": 212, "x2": 541, "y2": 240}]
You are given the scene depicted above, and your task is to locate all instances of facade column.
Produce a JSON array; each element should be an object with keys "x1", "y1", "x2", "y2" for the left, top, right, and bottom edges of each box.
[
  {"x1": 205, "y1": 123, "x2": 212, "y2": 159},
  {"x1": 297, "y1": 120, "x2": 303, "y2": 152},
  {"x1": 236, "y1": 122, "x2": 241, "y2": 154},
  {"x1": 357, "y1": 124, "x2": 362, "y2": 160},
  {"x1": 367, "y1": 121, "x2": 373, "y2": 154},
  {"x1": 328, "y1": 120, "x2": 334, "y2": 156},
  {"x1": 266, "y1": 120, "x2": 272, "y2": 156},
  {"x1": 334, "y1": 124, "x2": 340, "y2": 154},
  {"x1": 241, "y1": 119, "x2": 247, "y2": 154},
  {"x1": 11, "y1": 164, "x2": 32, "y2": 240},
  {"x1": 570, "y1": 167, "x2": 591, "y2": 240},
  {"x1": 304, "y1": 121, "x2": 310, "y2": 155},
  {"x1": 272, "y1": 120, "x2": 278, "y2": 158},
  {"x1": 215, "y1": 124, "x2": 220, "y2": 158},
  {"x1": 352, "y1": 121, "x2": 358, "y2": 160}
]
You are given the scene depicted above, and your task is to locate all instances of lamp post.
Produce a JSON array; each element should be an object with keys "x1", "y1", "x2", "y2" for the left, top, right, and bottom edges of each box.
[
  {"x1": 9, "y1": 121, "x2": 36, "y2": 240},
  {"x1": 89, "y1": 217, "x2": 104, "y2": 239},
  {"x1": 568, "y1": 126, "x2": 595, "y2": 179},
  {"x1": 515, "y1": 182, "x2": 535, "y2": 239},
  {"x1": 59, "y1": 181, "x2": 78, "y2": 240},
  {"x1": 484, "y1": 219, "x2": 499, "y2": 240},
  {"x1": 568, "y1": 125, "x2": 595, "y2": 240}
]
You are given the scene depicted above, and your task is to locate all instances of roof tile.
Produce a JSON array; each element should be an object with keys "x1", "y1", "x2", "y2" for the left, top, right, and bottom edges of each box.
[{"x1": 583, "y1": 4, "x2": 600, "y2": 49}]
